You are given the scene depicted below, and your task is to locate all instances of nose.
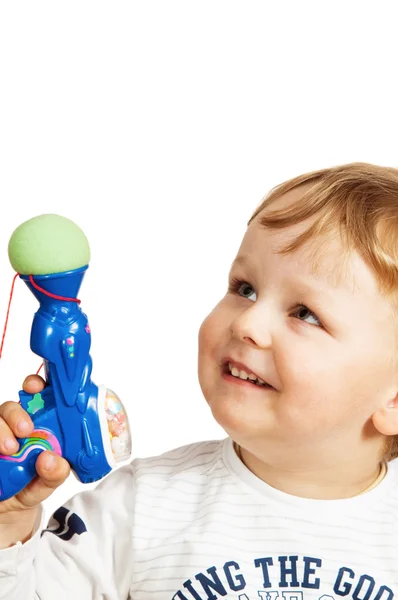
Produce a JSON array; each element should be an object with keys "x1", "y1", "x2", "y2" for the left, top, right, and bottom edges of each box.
[{"x1": 230, "y1": 302, "x2": 272, "y2": 349}]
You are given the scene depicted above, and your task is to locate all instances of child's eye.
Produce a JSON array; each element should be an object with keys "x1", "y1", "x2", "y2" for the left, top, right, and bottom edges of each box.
[
  {"x1": 228, "y1": 278, "x2": 257, "y2": 302},
  {"x1": 292, "y1": 304, "x2": 322, "y2": 328}
]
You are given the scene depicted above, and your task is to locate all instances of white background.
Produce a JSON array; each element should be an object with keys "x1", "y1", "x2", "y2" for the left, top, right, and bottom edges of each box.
[{"x1": 0, "y1": 2, "x2": 397, "y2": 516}]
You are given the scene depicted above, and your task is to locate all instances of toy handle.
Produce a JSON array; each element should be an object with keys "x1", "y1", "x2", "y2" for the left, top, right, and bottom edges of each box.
[
  {"x1": 0, "y1": 386, "x2": 131, "y2": 502},
  {"x1": 0, "y1": 435, "x2": 58, "y2": 500},
  {"x1": 0, "y1": 389, "x2": 63, "y2": 501}
]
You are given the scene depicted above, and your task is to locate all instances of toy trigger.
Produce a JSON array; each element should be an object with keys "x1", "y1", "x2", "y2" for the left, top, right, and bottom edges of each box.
[{"x1": 18, "y1": 387, "x2": 53, "y2": 415}]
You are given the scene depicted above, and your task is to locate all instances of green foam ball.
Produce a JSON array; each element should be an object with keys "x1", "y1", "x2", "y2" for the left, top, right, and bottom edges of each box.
[{"x1": 8, "y1": 214, "x2": 90, "y2": 275}]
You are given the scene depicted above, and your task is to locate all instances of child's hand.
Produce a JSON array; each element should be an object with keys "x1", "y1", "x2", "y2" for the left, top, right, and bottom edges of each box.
[{"x1": 0, "y1": 375, "x2": 70, "y2": 534}]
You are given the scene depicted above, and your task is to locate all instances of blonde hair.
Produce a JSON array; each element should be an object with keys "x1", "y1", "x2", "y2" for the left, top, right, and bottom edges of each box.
[{"x1": 248, "y1": 162, "x2": 398, "y2": 461}]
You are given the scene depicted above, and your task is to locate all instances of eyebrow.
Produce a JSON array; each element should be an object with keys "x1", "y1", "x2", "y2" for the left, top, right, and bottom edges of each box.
[
  {"x1": 231, "y1": 255, "x2": 248, "y2": 269},
  {"x1": 230, "y1": 254, "x2": 349, "y2": 295}
]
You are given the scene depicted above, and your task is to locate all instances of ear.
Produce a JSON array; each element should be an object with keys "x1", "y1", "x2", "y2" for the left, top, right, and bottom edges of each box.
[{"x1": 372, "y1": 394, "x2": 398, "y2": 436}]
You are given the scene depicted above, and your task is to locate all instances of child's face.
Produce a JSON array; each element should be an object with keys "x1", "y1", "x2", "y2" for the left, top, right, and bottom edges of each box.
[{"x1": 198, "y1": 188, "x2": 398, "y2": 466}]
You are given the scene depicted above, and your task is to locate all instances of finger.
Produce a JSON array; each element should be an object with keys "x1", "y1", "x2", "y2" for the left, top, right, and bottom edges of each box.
[
  {"x1": 0, "y1": 401, "x2": 34, "y2": 439},
  {"x1": 13, "y1": 452, "x2": 70, "y2": 509},
  {"x1": 22, "y1": 375, "x2": 46, "y2": 394},
  {"x1": 0, "y1": 415, "x2": 20, "y2": 455}
]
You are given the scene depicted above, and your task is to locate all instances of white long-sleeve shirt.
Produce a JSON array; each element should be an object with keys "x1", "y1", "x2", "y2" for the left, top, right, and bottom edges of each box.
[{"x1": 0, "y1": 437, "x2": 397, "y2": 600}]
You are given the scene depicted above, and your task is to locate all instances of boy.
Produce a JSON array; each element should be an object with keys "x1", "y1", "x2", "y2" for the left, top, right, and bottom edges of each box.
[{"x1": 0, "y1": 161, "x2": 398, "y2": 600}]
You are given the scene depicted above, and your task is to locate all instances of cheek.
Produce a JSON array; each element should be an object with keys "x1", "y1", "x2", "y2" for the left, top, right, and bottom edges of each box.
[
  {"x1": 198, "y1": 302, "x2": 231, "y2": 388},
  {"x1": 198, "y1": 307, "x2": 220, "y2": 374},
  {"x1": 198, "y1": 312, "x2": 216, "y2": 358},
  {"x1": 271, "y1": 341, "x2": 346, "y2": 426},
  {"x1": 198, "y1": 301, "x2": 229, "y2": 356},
  {"x1": 277, "y1": 338, "x2": 392, "y2": 425},
  {"x1": 198, "y1": 311, "x2": 218, "y2": 399},
  {"x1": 273, "y1": 338, "x2": 334, "y2": 392}
]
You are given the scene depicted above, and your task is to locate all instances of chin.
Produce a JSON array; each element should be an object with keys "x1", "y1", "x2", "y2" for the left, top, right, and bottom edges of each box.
[{"x1": 207, "y1": 392, "x2": 269, "y2": 439}]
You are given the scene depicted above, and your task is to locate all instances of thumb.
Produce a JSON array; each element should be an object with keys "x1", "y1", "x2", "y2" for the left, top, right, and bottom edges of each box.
[{"x1": 15, "y1": 452, "x2": 70, "y2": 509}]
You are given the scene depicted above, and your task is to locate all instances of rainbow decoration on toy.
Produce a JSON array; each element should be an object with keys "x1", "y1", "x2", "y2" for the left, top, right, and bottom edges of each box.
[
  {"x1": 0, "y1": 430, "x2": 62, "y2": 463},
  {"x1": 0, "y1": 214, "x2": 132, "y2": 501}
]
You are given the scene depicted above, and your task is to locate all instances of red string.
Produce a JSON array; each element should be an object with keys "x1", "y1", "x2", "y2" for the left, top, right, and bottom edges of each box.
[
  {"x1": 0, "y1": 273, "x2": 20, "y2": 359},
  {"x1": 1, "y1": 273, "x2": 43, "y2": 380},
  {"x1": 29, "y1": 275, "x2": 81, "y2": 304},
  {"x1": 1, "y1": 272, "x2": 81, "y2": 364}
]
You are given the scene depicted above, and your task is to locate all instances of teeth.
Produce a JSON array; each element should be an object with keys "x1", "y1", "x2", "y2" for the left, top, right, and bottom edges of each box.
[{"x1": 228, "y1": 363, "x2": 267, "y2": 386}]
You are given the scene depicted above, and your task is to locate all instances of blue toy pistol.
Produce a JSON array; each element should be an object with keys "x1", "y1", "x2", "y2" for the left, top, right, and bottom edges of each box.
[{"x1": 0, "y1": 215, "x2": 132, "y2": 501}]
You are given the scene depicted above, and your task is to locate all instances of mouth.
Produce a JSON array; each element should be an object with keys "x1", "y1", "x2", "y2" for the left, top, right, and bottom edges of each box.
[{"x1": 222, "y1": 360, "x2": 275, "y2": 390}]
